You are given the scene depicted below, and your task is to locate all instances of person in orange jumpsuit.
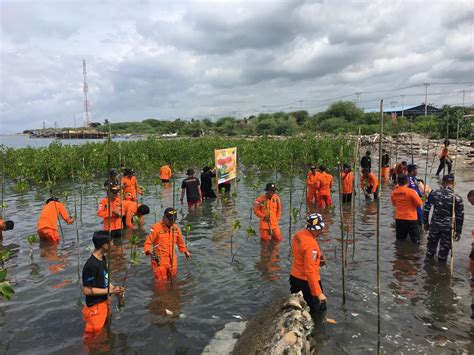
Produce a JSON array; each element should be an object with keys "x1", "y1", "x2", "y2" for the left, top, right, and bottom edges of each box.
[
  {"x1": 0, "y1": 219, "x2": 14, "y2": 239},
  {"x1": 391, "y1": 161, "x2": 407, "y2": 183},
  {"x1": 122, "y1": 168, "x2": 142, "y2": 201},
  {"x1": 121, "y1": 201, "x2": 150, "y2": 229},
  {"x1": 97, "y1": 183, "x2": 122, "y2": 238},
  {"x1": 290, "y1": 213, "x2": 327, "y2": 314},
  {"x1": 316, "y1": 165, "x2": 333, "y2": 208},
  {"x1": 306, "y1": 165, "x2": 320, "y2": 204},
  {"x1": 381, "y1": 149, "x2": 390, "y2": 181},
  {"x1": 37, "y1": 197, "x2": 74, "y2": 242},
  {"x1": 391, "y1": 175, "x2": 423, "y2": 243},
  {"x1": 435, "y1": 139, "x2": 452, "y2": 176},
  {"x1": 82, "y1": 231, "x2": 124, "y2": 343},
  {"x1": 159, "y1": 163, "x2": 172, "y2": 184},
  {"x1": 360, "y1": 168, "x2": 379, "y2": 200},
  {"x1": 341, "y1": 164, "x2": 354, "y2": 203},
  {"x1": 144, "y1": 208, "x2": 191, "y2": 284},
  {"x1": 253, "y1": 183, "x2": 282, "y2": 242}
]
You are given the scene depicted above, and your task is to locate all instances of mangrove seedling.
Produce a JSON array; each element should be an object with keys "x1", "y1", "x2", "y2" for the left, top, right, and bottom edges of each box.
[
  {"x1": 291, "y1": 207, "x2": 300, "y2": 224},
  {"x1": 246, "y1": 227, "x2": 257, "y2": 239}
]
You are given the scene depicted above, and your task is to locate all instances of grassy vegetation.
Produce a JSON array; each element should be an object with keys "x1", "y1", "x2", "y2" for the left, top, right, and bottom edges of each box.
[{"x1": 1, "y1": 136, "x2": 354, "y2": 190}]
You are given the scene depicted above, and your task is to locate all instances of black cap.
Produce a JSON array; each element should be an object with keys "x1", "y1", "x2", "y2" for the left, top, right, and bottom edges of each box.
[
  {"x1": 4, "y1": 220, "x2": 14, "y2": 231},
  {"x1": 93, "y1": 230, "x2": 110, "y2": 249},
  {"x1": 310, "y1": 165, "x2": 316, "y2": 170},
  {"x1": 46, "y1": 197, "x2": 59, "y2": 204},
  {"x1": 164, "y1": 207, "x2": 178, "y2": 222},
  {"x1": 343, "y1": 163, "x2": 350, "y2": 170},
  {"x1": 264, "y1": 182, "x2": 277, "y2": 191},
  {"x1": 137, "y1": 205, "x2": 150, "y2": 216},
  {"x1": 442, "y1": 174, "x2": 455, "y2": 182},
  {"x1": 124, "y1": 168, "x2": 134, "y2": 176},
  {"x1": 407, "y1": 164, "x2": 417, "y2": 169}
]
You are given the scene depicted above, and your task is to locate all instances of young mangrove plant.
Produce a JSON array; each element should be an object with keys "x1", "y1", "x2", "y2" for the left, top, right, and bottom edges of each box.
[
  {"x1": 230, "y1": 219, "x2": 241, "y2": 262},
  {"x1": 0, "y1": 250, "x2": 14, "y2": 301}
]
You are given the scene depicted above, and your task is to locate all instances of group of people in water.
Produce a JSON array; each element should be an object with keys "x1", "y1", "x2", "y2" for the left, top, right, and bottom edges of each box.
[{"x1": 0, "y1": 139, "x2": 472, "y2": 344}]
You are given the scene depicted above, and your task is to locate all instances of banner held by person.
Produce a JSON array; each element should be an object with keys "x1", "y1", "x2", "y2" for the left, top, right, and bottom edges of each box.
[{"x1": 214, "y1": 147, "x2": 237, "y2": 194}]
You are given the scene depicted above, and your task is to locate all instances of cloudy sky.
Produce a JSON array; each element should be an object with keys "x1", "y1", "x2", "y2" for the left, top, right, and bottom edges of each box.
[{"x1": 1, "y1": 0, "x2": 473, "y2": 133}]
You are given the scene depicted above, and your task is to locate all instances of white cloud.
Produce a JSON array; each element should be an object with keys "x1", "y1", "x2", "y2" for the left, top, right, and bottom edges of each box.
[{"x1": 0, "y1": 0, "x2": 473, "y2": 133}]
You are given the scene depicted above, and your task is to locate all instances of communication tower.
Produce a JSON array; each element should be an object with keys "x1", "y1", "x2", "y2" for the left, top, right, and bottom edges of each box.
[{"x1": 82, "y1": 59, "x2": 92, "y2": 127}]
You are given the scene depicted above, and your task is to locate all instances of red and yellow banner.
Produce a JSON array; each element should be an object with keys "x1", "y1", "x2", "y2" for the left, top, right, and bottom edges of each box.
[{"x1": 214, "y1": 147, "x2": 237, "y2": 184}]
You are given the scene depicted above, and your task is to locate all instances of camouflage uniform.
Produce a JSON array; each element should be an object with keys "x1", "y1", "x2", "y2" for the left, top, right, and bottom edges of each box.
[{"x1": 423, "y1": 187, "x2": 464, "y2": 262}]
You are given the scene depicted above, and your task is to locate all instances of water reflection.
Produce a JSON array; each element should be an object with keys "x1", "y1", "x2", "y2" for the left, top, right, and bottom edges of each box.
[
  {"x1": 39, "y1": 239, "x2": 67, "y2": 274},
  {"x1": 255, "y1": 241, "x2": 281, "y2": 281}
]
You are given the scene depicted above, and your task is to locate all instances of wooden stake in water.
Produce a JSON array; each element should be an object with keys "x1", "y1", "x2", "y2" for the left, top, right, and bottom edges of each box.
[
  {"x1": 337, "y1": 153, "x2": 346, "y2": 305},
  {"x1": 410, "y1": 122, "x2": 414, "y2": 164},
  {"x1": 450, "y1": 114, "x2": 460, "y2": 273},
  {"x1": 288, "y1": 163, "x2": 293, "y2": 247},
  {"x1": 70, "y1": 163, "x2": 81, "y2": 279},
  {"x1": 376, "y1": 100, "x2": 384, "y2": 353},
  {"x1": 423, "y1": 118, "x2": 432, "y2": 197},
  {"x1": 352, "y1": 128, "x2": 360, "y2": 261}
]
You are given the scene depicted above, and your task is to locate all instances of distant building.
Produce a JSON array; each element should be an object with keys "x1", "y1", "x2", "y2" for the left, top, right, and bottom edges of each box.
[{"x1": 386, "y1": 104, "x2": 443, "y2": 119}]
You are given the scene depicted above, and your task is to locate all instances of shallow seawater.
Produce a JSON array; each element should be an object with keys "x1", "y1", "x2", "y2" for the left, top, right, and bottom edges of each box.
[{"x1": 0, "y1": 160, "x2": 473, "y2": 354}]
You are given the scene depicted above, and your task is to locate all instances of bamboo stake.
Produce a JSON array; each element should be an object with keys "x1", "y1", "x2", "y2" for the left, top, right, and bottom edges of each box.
[
  {"x1": 450, "y1": 114, "x2": 460, "y2": 273},
  {"x1": 423, "y1": 119, "x2": 432, "y2": 197},
  {"x1": 410, "y1": 122, "x2": 414, "y2": 164},
  {"x1": 288, "y1": 162, "x2": 293, "y2": 247},
  {"x1": 70, "y1": 163, "x2": 81, "y2": 280},
  {"x1": 337, "y1": 151, "x2": 346, "y2": 304},
  {"x1": 106, "y1": 126, "x2": 112, "y2": 306},
  {"x1": 352, "y1": 128, "x2": 360, "y2": 261},
  {"x1": 376, "y1": 100, "x2": 383, "y2": 353},
  {"x1": 1, "y1": 155, "x2": 5, "y2": 219}
]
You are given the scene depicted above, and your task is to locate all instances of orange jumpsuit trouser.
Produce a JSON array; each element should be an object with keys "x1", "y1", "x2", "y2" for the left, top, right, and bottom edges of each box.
[
  {"x1": 318, "y1": 194, "x2": 332, "y2": 208},
  {"x1": 152, "y1": 261, "x2": 177, "y2": 283},
  {"x1": 38, "y1": 228, "x2": 60, "y2": 243},
  {"x1": 306, "y1": 187, "x2": 318, "y2": 204},
  {"x1": 82, "y1": 300, "x2": 109, "y2": 335},
  {"x1": 381, "y1": 167, "x2": 390, "y2": 180},
  {"x1": 259, "y1": 227, "x2": 282, "y2": 242}
]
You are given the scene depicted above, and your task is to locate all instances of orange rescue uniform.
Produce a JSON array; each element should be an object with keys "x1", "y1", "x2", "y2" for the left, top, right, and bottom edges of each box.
[
  {"x1": 341, "y1": 171, "x2": 354, "y2": 194},
  {"x1": 253, "y1": 194, "x2": 282, "y2": 241},
  {"x1": 306, "y1": 171, "x2": 321, "y2": 204},
  {"x1": 37, "y1": 201, "x2": 73, "y2": 242},
  {"x1": 121, "y1": 200, "x2": 142, "y2": 229},
  {"x1": 391, "y1": 185, "x2": 423, "y2": 221},
  {"x1": 122, "y1": 175, "x2": 142, "y2": 201},
  {"x1": 159, "y1": 165, "x2": 172, "y2": 181},
  {"x1": 317, "y1": 172, "x2": 333, "y2": 208},
  {"x1": 144, "y1": 221, "x2": 189, "y2": 282},
  {"x1": 0, "y1": 219, "x2": 5, "y2": 239},
  {"x1": 360, "y1": 172, "x2": 378, "y2": 193},
  {"x1": 381, "y1": 167, "x2": 390, "y2": 180},
  {"x1": 97, "y1": 197, "x2": 123, "y2": 231},
  {"x1": 82, "y1": 300, "x2": 109, "y2": 335},
  {"x1": 290, "y1": 229, "x2": 323, "y2": 297}
]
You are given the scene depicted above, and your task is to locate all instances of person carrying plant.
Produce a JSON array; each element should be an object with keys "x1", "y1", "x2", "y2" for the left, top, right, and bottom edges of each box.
[
  {"x1": 97, "y1": 183, "x2": 123, "y2": 238},
  {"x1": 144, "y1": 208, "x2": 191, "y2": 284},
  {"x1": 306, "y1": 165, "x2": 320, "y2": 205},
  {"x1": 391, "y1": 160, "x2": 407, "y2": 183},
  {"x1": 121, "y1": 200, "x2": 150, "y2": 229},
  {"x1": 37, "y1": 197, "x2": 74, "y2": 242},
  {"x1": 180, "y1": 168, "x2": 202, "y2": 209},
  {"x1": 423, "y1": 174, "x2": 464, "y2": 263},
  {"x1": 360, "y1": 168, "x2": 378, "y2": 200},
  {"x1": 0, "y1": 219, "x2": 14, "y2": 239},
  {"x1": 316, "y1": 165, "x2": 333, "y2": 208},
  {"x1": 341, "y1": 164, "x2": 354, "y2": 203},
  {"x1": 290, "y1": 213, "x2": 327, "y2": 315},
  {"x1": 159, "y1": 163, "x2": 172, "y2": 184},
  {"x1": 391, "y1": 175, "x2": 423, "y2": 244},
  {"x1": 82, "y1": 230, "x2": 124, "y2": 341},
  {"x1": 435, "y1": 139, "x2": 452, "y2": 176},
  {"x1": 253, "y1": 183, "x2": 282, "y2": 242},
  {"x1": 122, "y1": 168, "x2": 142, "y2": 201}
]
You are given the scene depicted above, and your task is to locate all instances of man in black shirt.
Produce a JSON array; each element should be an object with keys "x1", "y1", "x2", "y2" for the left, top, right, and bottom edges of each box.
[
  {"x1": 200, "y1": 166, "x2": 217, "y2": 199},
  {"x1": 180, "y1": 168, "x2": 202, "y2": 208},
  {"x1": 360, "y1": 150, "x2": 371, "y2": 171},
  {"x1": 82, "y1": 230, "x2": 124, "y2": 338}
]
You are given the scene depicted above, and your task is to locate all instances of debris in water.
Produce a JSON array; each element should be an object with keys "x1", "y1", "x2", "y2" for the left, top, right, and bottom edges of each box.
[
  {"x1": 433, "y1": 334, "x2": 448, "y2": 347},
  {"x1": 232, "y1": 315, "x2": 243, "y2": 320},
  {"x1": 351, "y1": 313, "x2": 359, "y2": 317},
  {"x1": 441, "y1": 326, "x2": 448, "y2": 331},
  {"x1": 326, "y1": 318, "x2": 337, "y2": 324},
  {"x1": 211, "y1": 315, "x2": 219, "y2": 319},
  {"x1": 165, "y1": 309, "x2": 173, "y2": 316}
]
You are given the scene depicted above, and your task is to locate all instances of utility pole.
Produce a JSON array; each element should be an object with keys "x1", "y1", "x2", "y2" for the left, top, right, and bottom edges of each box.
[
  {"x1": 42, "y1": 121, "x2": 46, "y2": 129},
  {"x1": 462, "y1": 90, "x2": 466, "y2": 108},
  {"x1": 424, "y1": 83, "x2": 429, "y2": 116},
  {"x1": 355, "y1": 92, "x2": 362, "y2": 107}
]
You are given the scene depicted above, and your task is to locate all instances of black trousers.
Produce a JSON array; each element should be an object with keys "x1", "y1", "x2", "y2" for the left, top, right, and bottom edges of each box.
[
  {"x1": 435, "y1": 157, "x2": 452, "y2": 176},
  {"x1": 161, "y1": 179, "x2": 170, "y2": 183},
  {"x1": 342, "y1": 193, "x2": 352, "y2": 203},
  {"x1": 290, "y1": 275, "x2": 326, "y2": 314},
  {"x1": 366, "y1": 186, "x2": 378, "y2": 200},
  {"x1": 395, "y1": 219, "x2": 420, "y2": 243}
]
